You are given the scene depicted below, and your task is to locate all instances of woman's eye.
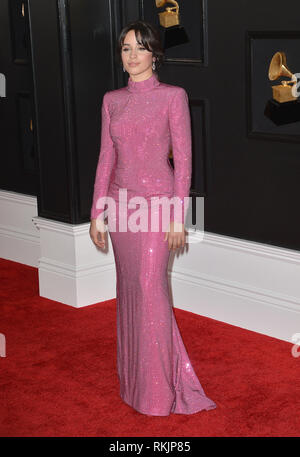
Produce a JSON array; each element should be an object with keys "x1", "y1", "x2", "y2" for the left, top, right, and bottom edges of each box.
[{"x1": 122, "y1": 47, "x2": 145, "y2": 51}]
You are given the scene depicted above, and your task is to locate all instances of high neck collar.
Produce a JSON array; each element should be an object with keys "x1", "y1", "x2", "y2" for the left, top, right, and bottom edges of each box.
[{"x1": 127, "y1": 73, "x2": 160, "y2": 93}]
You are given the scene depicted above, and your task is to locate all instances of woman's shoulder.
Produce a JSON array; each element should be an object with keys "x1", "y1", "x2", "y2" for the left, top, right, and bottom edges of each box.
[
  {"x1": 102, "y1": 87, "x2": 127, "y2": 103},
  {"x1": 159, "y1": 80, "x2": 187, "y2": 93},
  {"x1": 158, "y1": 81, "x2": 188, "y2": 102},
  {"x1": 159, "y1": 80, "x2": 185, "y2": 90},
  {"x1": 101, "y1": 81, "x2": 188, "y2": 108}
]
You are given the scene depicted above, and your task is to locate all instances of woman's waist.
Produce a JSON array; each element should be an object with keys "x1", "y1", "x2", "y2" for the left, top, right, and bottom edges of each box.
[
  {"x1": 108, "y1": 182, "x2": 173, "y2": 202},
  {"x1": 110, "y1": 170, "x2": 172, "y2": 193}
]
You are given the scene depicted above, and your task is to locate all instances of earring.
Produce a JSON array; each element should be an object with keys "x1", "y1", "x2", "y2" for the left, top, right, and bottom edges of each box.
[
  {"x1": 152, "y1": 61, "x2": 156, "y2": 70},
  {"x1": 123, "y1": 65, "x2": 126, "y2": 72}
]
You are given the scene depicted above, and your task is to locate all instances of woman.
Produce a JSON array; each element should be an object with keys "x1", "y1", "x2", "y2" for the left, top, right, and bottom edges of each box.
[{"x1": 90, "y1": 20, "x2": 217, "y2": 416}]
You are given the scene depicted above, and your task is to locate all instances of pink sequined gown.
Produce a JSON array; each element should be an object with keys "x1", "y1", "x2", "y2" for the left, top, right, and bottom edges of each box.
[{"x1": 91, "y1": 73, "x2": 217, "y2": 416}]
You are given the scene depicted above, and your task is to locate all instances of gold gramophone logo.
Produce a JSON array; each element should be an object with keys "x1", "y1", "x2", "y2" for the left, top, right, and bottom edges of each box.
[
  {"x1": 155, "y1": 0, "x2": 189, "y2": 50},
  {"x1": 264, "y1": 51, "x2": 300, "y2": 125},
  {"x1": 156, "y1": 0, "x2": 180, "y2": 28},
  {"x1": 268, "y1": 51, "x2": 298, "y2": 103}
]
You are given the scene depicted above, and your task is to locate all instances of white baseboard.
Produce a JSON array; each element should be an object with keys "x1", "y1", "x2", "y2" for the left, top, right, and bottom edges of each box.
[
  {"x1": 170, "y1": 232, "x2": 300, "y2": 344},
  {"x1": 34, "y1": 216, "x2": 116, "y2": 307},
  {"x1": 0, "y1": 190, "x2": 299, "y2": 343},
  {"x1": 0, "y1": 190, "x2": 40, "y2": 266}
]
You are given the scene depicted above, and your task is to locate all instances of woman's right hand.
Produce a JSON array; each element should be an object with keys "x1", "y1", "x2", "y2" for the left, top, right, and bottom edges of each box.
[{"x1": 90, "y1": 218, "x2": 106, "y2": 249}]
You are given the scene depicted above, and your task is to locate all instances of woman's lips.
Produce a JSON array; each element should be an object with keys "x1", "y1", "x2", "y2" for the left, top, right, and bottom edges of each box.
[{"x1": 128, "y1": 63, "x2": 139, "y2": 67}]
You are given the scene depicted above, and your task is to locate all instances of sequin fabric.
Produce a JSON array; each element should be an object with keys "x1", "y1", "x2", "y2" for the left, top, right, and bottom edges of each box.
[{"x1": 91, "y1": 73, "x2": 217, "y2": 415}]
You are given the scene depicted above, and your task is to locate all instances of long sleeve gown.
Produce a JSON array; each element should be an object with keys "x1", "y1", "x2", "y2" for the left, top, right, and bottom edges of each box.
[{"x1": 90, "y1": 72, "x2": 217, "y2": 416}]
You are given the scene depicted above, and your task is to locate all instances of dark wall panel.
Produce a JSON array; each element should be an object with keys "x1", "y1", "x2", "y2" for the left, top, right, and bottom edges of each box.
[
  {"x1": 1, "y1": 0, "x2": 300, "y2": 250},
  {"x1": 0, "y1": 0, "x2": 37, "y2": 195},
  {"x1": 68, "y1": 0, "x2": 119, "y2": 219}
]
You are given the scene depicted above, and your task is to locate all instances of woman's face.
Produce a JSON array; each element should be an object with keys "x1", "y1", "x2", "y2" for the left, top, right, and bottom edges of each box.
[{"x1": 121, "y1": 29, "x2": 155, "y2": 80}]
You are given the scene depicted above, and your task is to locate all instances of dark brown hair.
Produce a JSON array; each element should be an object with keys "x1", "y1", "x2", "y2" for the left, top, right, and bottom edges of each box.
[{"x1": 116, "y1": 20, "x2": 165, "y2": 73}]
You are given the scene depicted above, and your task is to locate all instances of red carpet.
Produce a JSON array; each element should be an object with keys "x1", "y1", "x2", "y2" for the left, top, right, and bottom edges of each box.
[{"x1": 0, "y1": 258, "x2": 299, "y2": 437}]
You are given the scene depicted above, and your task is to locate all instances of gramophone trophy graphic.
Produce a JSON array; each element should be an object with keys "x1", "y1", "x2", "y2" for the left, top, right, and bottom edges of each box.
[
  {"x1": 264, "y1": 51, "x2": 300, "y2": 125},
  {"x1": 156, "y1": 0, "x2": 189, "y2": 49}
]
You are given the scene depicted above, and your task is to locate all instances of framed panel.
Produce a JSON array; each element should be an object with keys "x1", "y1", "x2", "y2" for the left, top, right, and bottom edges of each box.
[
  {"x1": 190, "y1": 99, "x2": 209, "y2": 196},
  {"x1": 16, "y1": 92, "x2": 36, "y2": 173},
  {"x1": 8, "y1": 0, "x2": 29, "y2": 65},
  {"x1": 246, "y1": 30, "x2": 300, "y2": 143}
]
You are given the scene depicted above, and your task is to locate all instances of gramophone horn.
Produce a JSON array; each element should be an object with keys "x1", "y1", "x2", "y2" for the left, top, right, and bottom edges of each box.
[{"x1": 268, "y1": 51, "x2": 294, "y2": 80}]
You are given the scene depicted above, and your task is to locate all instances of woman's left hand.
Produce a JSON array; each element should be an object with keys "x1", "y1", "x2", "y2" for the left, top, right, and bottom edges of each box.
[{"x1": 164, "y1": 221, "x2": 186, "y2": 250}]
